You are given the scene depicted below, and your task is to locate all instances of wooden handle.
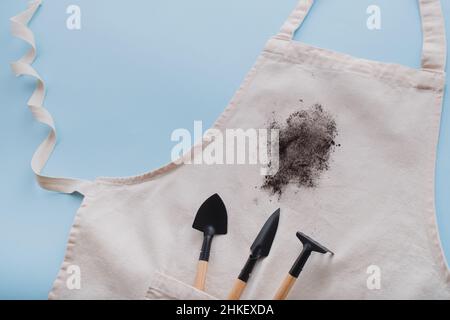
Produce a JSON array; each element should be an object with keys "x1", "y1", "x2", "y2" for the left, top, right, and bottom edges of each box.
[
  {"x1": 227, "y1": 279, "x2": 247, "y2": 300},
  {"x1": 273, "y1": 274, "x2": 297, "y2": 300},
  {"x1": 194, "y1": 260, "x2": 208, "y2": 291}
]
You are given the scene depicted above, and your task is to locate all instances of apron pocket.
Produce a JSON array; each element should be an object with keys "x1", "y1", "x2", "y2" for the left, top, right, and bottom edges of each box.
[{"x1": 145, "y1": 272, "x2": 217, "y2": 300}]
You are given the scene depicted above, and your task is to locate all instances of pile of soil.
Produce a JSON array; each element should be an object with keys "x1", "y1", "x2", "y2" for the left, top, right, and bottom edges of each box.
[{"x1": 263, "y1": 104, "x2": 339, "y2": 196}]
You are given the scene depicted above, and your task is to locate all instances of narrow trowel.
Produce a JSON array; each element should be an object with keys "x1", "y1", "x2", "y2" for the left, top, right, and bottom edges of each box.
[
  {"x1": 227, "y1": 209, "x2": 280, "y2": 300},
  {"x1": 192, "y1": 193, "x2": 228, "y2": 291}
]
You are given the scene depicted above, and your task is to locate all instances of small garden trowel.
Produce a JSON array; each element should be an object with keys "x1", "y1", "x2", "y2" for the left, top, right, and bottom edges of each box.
[
  {"x1": 227, "y1": 209, "x2": 280, "y2": 300},
  {"x1": 192, "y1": 193, "x2": 228, "y2": 291}
]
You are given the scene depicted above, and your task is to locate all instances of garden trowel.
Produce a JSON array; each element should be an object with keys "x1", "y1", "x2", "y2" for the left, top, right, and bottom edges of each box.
[
  {"x1": 192, "y1": 193, "x2": 228, "y2": 291},
  {"x1": 227, "y1": 209, "x2": 280, "y2": 300}
]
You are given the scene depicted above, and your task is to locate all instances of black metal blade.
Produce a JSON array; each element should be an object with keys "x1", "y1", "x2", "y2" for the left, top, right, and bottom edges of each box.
[
  {"x1": 250, "y1": 208, "x2": 280, "y2": 258},
  {"x1": 192, "y1": 193, "x2": 228, "y2": 235},
  {"x1": 296, "y1": 232, "x2": 334, "y2": 255}
]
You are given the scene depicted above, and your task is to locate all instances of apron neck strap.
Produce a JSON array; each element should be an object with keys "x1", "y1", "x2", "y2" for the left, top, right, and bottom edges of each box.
[
  {"x1": 276, "y1": 0, "x2": 314, "y2": 42},
  {"x1": 10, "y1": 1, "x2": 94, "y2": 196},
  {"x1": 277, "y1": 0, "x2": 447, "y2": 72},
  {"x1": 419, "y1": 0, "x2": 447, "y2": 72}
]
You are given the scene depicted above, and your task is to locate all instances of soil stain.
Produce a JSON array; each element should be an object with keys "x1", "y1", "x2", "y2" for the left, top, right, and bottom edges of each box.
[{"x1": 263, "y1": 104, "x2": 339, "y2": 196}]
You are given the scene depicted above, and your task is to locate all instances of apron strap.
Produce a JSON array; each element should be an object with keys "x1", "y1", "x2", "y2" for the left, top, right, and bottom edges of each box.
[
  {"x1": 419, "y1": 0, "x2": 447, "y2": 72},
  {"x1": 10, "y1": 0, "x2": 94, "y2": 195},
  {"x1": 277, "y1": 0, "x2": 447, "y2": 72},
  {"x1": 276, "y1": 0, "x2": 314, "y2": 41}
]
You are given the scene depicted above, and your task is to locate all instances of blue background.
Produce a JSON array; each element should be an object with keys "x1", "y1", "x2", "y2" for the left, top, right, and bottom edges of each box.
[{"x1": 0, "y1": 0, "x2": 449, "y2": 299}]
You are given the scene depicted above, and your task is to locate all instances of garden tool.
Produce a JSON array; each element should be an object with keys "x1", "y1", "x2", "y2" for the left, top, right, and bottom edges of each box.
[
  {"x1": 227, "y1": 209, "x2": 280, "y2": 300},
  {"x1": 192, "y1": 193, "x2": 228, "y2": 291},
  {"x1": 273, "y1": 231, "x2": 333, "y2": 300}
]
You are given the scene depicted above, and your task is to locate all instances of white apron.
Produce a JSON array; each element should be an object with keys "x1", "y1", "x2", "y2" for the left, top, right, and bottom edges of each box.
[{"x1": 12, "y1": 0, "x2": 450, "y2": 299}]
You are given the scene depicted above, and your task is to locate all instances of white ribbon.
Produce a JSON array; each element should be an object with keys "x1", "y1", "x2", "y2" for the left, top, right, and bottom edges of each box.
[{"x1": 11, "y1": 0, "x2": 93, "y2": 194}]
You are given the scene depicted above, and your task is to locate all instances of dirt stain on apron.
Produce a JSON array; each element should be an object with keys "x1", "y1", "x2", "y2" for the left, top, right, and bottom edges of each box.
[{"x1": 263, "y1": 104, "x2": 339, "y2": 196}]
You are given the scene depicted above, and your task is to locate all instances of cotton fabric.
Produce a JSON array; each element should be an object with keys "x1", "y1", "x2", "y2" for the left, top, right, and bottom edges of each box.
[{"x1": 12, "y1": 0, "x2": 450, "y2": 299}]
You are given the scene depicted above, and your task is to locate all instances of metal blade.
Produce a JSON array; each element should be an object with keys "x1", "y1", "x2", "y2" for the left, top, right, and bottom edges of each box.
[
  {"x1": 250, "y1": 208, "x2": 280, "y2": 258},
  {"x1": 296, "y1": 232, "x2": 334, "y2": 255},
  {"x1": 192, "y1": 193, "x2": 228, "y2": 235}
]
